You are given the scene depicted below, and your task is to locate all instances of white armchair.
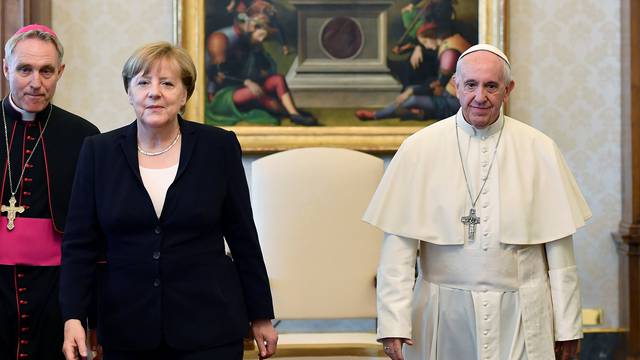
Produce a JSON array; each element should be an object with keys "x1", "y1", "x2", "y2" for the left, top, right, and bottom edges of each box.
[{"x1": 249, "y1": 147, "x2": 385, "y2": 358}]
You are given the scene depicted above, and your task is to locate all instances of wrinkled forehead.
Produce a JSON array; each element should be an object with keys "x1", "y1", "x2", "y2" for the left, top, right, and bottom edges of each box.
[
  {"x1": 7, "y1": 38, "x2": 61, "y2": 66},
  {"x1": 458, "y1": 51, "x2": 506, "y2": 81}
]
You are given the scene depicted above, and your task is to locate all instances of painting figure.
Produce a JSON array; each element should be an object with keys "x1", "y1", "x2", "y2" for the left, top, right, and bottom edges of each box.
[
  {"x1": 391, "y1": 0, "x2": 429, "y2": 55},
  {"x1": 226, "y1": 0, "x2": 290, "y2": 55},
  {"x1": 205, "y1": 7, "x2": 317, "y2": 126},
  {"x1": 357, "y1": 18, "x2": 471, "y2": 121}
]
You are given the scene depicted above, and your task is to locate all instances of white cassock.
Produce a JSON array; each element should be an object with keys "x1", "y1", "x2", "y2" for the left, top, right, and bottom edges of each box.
[{"x1": 363, "y1": 110, "x2": 591, "y2": 360}]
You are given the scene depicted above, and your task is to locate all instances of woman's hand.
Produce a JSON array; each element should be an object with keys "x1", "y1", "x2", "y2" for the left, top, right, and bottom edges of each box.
[
  {"x1": 62, "y1": 319, "x2": 87, "y2": 360},
  {"x1": 381, "y1": 337, "x2": 414, "y2": 360},
  {"x1": 251, "y1": 319, "x2": 278, "y2": 359}
]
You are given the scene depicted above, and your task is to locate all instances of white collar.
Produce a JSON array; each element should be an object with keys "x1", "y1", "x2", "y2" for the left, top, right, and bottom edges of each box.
[
  {"x1": 455, "y1": 109, "x2": 504, "y2": 139},
  {"x1": 9, "y1": 95, "x2": 36, "y2": 121}
]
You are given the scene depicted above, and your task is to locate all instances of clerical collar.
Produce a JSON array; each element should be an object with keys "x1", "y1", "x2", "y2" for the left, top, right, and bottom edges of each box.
[
  {"x1": 8, "y1": 95, "x2": 36, "y2": 121},
  {"x1": 455, "y1": 109, "x2": 504, "y2": 139}
]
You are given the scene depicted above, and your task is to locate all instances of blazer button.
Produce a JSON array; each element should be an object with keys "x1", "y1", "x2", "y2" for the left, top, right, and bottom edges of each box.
[
  {"x1": 152, "y1": 251, "x2": 161, "y2": 260},
  {"x1": 153, "y1": 279, "x2": 161, "y2": 287},
  {"x1": 154, "y1": 226, "x2": 161, "y2": 235}
]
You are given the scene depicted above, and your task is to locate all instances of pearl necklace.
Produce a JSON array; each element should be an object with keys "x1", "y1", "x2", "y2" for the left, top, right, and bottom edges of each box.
[{"x1": 137, "y1": 132, "x2": 181, "y2": 156}]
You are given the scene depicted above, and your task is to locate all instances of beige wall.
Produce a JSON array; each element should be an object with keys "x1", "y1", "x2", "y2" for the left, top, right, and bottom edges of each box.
[
  {"x1": 52, "y1": 0, "x2": 623, "y2": 327},
  {"x1": 509, "y1": 0, "x2": 621, "y2": 326},
  {"x1": 52, "y1": 0, "x2": 175, "y2": 131}
]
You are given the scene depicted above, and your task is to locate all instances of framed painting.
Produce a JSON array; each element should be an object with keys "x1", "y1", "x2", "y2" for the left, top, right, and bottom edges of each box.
[{"x1": 174, "y1": 0, "x2": 507, "y2": 153}]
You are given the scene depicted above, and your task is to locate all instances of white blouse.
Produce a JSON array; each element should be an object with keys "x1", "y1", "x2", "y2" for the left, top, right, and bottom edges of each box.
[{"x1": 139, "y1": 164, "x2": 178, "y2": 218}]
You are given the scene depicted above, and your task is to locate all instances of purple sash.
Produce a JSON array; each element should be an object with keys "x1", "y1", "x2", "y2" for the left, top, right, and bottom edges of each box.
[{"x1": 0, "y1": 217, "x2": 62, "y2": 266}]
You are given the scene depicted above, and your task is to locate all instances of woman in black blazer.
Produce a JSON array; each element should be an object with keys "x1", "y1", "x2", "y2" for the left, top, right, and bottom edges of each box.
[{"x1": 60, "y1": 42, "x2": 277, "y2": 360}]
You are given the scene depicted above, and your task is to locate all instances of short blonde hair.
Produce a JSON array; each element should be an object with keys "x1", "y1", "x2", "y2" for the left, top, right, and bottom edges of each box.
[{"x1": 122, "y1": 42, "x2": 197, "y2": 100}]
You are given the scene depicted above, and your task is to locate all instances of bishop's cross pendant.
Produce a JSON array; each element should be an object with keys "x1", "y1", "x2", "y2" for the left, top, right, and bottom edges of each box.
[
  {"x1": 461, "y1": 208, "x2": 480, "y2": 240},
  {"x1": 1, "y1": 196, "x2": 24, "y2": 231}
]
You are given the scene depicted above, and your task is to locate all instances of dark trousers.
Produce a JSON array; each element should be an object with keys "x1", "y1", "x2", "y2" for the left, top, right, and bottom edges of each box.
[{"x1": 103, "y1": 339, "x2": 243, "y2": 360}]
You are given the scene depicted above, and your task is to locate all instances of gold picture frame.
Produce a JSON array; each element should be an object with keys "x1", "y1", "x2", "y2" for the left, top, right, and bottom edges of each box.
[{"x1": 174, "y1": 0, "x2": 507, "y2": 153}]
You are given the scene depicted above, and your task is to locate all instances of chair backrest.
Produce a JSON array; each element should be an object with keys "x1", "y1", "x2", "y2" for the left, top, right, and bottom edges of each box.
[{"x1": 251, "y1": 147, "x2": 384, "y2": 320}]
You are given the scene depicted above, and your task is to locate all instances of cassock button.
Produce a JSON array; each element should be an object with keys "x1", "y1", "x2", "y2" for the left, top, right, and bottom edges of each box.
[
  {"x1": 19, "y1": 299, "x2": 28, "y2": 305},
  {"x1": 21, "y1": 327, "x2": 29, "y2": 332},
  {"x1": 21, "y1": 314, "x2": 30, "y2": 319},
  {"x1": 154, "y1": 226, "x2": 162, "y2": 235},
  {"x1": 483, "y1": 330, "x2": 488, "y2": 335},
  {"x1": 25, "y1": 149, "x2": 32, "y2": 155},
  {"x1": 19, "y1": 353, "x2": 29, "y2": 358},
  {"x1": 18, "y1": 287, "x2": 27, "y2": 293},
  {"x1": 152, "y1": 251, "x2": 161, "y2": 260},
  {"x1": 153, "y1": 279, "x2": 161, "y2": 287},
  {"x1": 17, "y1": 273, "x2": 25, "y2": 278},
  {"x1": 20, "y1": 339, "x2": 29, "y2": 345},
  {"x1": 483, "y1": 344, "x2": 488, "y2": 349}
]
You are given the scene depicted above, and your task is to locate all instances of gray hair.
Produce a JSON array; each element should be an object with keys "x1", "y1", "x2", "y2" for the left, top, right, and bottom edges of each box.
[
  {"x1": 455, "y1": 51, "x2": 512, "y2": 86},
  {"x1": 4, "y1": 29, "x2": 64, "y2": 63}
]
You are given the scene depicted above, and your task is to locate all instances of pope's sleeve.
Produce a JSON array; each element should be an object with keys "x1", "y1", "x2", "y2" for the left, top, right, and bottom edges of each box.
[
  {"x1": 545, "y1": 235, "x2": 583, "y2": 341},
  {"x1": 376, "y1": 233, "x2": 418, "y2": 341}
]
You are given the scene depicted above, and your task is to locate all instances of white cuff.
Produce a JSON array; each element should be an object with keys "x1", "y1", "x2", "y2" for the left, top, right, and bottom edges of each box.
[{"x1": 548, "y1": 265, "x2": 583, "y2": 340}]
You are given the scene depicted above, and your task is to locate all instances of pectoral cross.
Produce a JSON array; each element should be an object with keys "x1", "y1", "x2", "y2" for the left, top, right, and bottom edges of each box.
[
  {"x1": 461, "y1": 208, "x2": 480, "y2": 240},
  {"x1": 1, "y1": 196, "x2": 24, "y2": 231}
]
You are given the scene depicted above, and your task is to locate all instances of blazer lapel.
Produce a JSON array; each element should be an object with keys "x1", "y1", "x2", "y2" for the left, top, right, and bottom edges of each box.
[
  {"x1": 174, "y1": 116, "x2": 196, "y2": 182},
  {"x1": 120, "y1": 121, "x2": 143, "y2": 185}
]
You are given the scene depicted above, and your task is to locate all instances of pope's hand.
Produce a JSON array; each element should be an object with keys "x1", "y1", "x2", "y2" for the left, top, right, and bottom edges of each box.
[
  {"x1": 381, "y1": 337, "x2": 414, "y2": 360},
  {"x1": 555, "y1": 339, "x2": 580, "y2": 360}
]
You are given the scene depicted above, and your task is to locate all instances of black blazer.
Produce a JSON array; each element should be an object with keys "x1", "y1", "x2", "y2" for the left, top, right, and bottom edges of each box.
[{"x1": 60, "y1": 118, "x2": 274, "y2": 351}]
